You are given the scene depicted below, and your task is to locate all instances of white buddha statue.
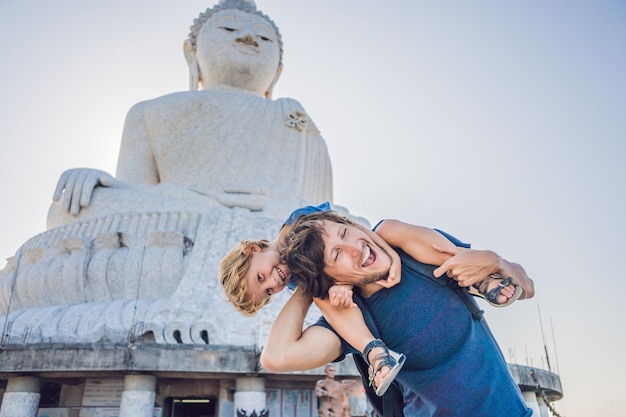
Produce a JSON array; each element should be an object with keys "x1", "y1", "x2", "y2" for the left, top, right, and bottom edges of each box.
[
  {"x1": 49, "y1": 0, "x2": 332, "y2": 226},
  {"x1": 0, "y1": 0, "x2": 334, "y2": 345}
]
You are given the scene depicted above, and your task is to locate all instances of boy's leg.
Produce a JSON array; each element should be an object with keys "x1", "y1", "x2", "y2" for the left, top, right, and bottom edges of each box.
[{"x1": 471, "y1": 275, "x2": 523, "y2": 306}]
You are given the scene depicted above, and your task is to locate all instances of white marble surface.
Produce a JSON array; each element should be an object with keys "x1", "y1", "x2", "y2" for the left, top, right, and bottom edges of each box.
[
  {"x1": 119, "y1": 391, "x2": 157, "y2": 417},
  {"x1": 0, "y1": 393, "x2": 40, "y2": 417},
  {"x1": 0, "y1": 0, "x2": 334, "y2": 347},
  {"x1": 233, "y1": 392, "x2": 267, "y2": 417}
]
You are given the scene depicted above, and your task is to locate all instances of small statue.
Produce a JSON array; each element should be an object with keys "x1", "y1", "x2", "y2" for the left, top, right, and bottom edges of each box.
[{"x1": 315, "y1": 365, "x2": 358, "y2": 417}]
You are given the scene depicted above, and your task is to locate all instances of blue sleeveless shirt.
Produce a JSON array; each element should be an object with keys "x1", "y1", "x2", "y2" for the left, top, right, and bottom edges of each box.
[{"x1": 316, "y1": 228, "x2": 532, "y2": 417}]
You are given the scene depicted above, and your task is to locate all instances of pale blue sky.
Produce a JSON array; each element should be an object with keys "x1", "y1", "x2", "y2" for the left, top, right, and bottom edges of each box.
[{"x1": 1, "y1": 1, "x2": 625, "y2": 416}]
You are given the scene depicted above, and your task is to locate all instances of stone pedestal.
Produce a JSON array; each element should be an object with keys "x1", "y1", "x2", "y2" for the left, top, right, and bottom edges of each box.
[
  {"x1": 0, "y1": 377, "x2": 40, "y2": 417},
  {"x1": 119, "y1": 374, "x2": 157, "y2": 417},
  {"x1": 537, "y1": 394, "x2": 550, "y2": 417}
]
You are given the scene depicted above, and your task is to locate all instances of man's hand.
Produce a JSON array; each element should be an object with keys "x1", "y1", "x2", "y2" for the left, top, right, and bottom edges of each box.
[
  {"x1": 52, "y1": 168, "x2": 123, "y2": 215},
  {"x1": 432, "y1": 244, "x2": 502, "y2": 288},
  {"x1": 328, "y1": 285, "x2": 357, "y2": 309},
  {"x1": 201, "y1": 188, "x2": 267, "y2": 211}
]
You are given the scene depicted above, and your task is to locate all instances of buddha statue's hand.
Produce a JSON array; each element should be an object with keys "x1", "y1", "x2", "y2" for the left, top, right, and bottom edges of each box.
[
  {"x1": 52, "y1": 168, "x2": 127, "y2": 215},
  {"x1": 201, "y1": 188, "x2": 267, "y2": 211}
]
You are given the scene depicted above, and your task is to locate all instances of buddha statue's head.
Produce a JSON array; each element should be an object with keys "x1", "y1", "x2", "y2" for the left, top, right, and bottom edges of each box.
[{"x1": 184, "y1": 0, "x2": 283, "y2": 98}]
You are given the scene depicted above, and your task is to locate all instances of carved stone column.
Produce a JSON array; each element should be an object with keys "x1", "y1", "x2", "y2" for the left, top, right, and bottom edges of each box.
[
  {"x1": 233, "y1": 377, "x2": 267, "y2": 417},
  {"x1": 119, "y1": 374, "x2": 156, "y2": 417},
  {"x1": 537, "y1": 395, "x2": 550, "y2": 417},
  {"x1": 0, "y1": 377, "x2": 40, "y2": 417},
  {"x1": 522, "y1": 391, "x2": 541, "y2": 417}
]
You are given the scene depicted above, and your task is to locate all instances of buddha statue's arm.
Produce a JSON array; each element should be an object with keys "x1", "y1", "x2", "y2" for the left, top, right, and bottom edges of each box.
[
  {"x1": 50, "y1": 102, "x2": 157, "y2": 217},
  {"x1": 52, "y1": 168, "x2": 126, "y2": 216},
  {"x1": 115, "y1": 102, "x2": 160, "y2": 184}
]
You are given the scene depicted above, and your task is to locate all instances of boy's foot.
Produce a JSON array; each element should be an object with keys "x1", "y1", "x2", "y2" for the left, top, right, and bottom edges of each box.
[
  {"x1": 468, "y1": 274, "x2": 523, "y2": 307},
  {"x1": 364, "y1": 339, "x2": 406, "y2": 396}
]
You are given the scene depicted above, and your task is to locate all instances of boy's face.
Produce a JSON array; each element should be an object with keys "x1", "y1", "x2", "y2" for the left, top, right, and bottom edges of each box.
[{"x1": 245, "y1": 245, "x2": 291, "y2": 303}]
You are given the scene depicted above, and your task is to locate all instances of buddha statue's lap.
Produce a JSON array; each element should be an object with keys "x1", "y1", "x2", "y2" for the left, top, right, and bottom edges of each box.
[{"x1": 0, "y1": 0, "x2": 335, "y2": 345}]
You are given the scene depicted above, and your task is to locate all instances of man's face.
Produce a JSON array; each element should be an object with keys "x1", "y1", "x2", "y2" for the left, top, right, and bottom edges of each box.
[
  {"x1": 325, "y1": 365, "x2": 336, "y2": 379},
  {"x1": 320, "y1": 220, "x2": 392, "y2": 286}
]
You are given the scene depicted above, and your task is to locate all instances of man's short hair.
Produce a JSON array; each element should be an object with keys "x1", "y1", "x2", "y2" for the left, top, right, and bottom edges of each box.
[{"x1": 281, "y1": 211, "x2": 353, "y2": 299}]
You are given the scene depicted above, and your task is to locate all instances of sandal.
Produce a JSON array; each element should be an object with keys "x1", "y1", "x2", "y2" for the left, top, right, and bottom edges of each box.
[
  {"x1": 363, "y1": 339, "x2": 406, "y2": 396},
  {"x1": 468, "y1": 274, "x2": 522, "y2": 308}
]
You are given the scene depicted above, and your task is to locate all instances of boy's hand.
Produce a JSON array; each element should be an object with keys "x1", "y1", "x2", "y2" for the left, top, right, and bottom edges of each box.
[
  {"x1": 375, "y1": 246, "x2": 402, "y2": 289},
  {"x1": 359, "y1": 221, "x2": 401, "y2": 289},
  {"x1": 328, "y1": 285, "x2": 357, "y2": 308}
]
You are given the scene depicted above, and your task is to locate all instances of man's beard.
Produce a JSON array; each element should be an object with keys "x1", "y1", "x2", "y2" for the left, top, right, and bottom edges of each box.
[{"x1": 360, "y1": 246, "x2": 392, "y2": 284}]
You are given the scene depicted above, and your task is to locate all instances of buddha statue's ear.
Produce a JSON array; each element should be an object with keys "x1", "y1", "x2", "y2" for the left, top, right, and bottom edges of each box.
[
  {"x1": 264, "y1": 64, "x2": 283, "y2": 99},
  {"x1": 184, "y1": 39, "x2": 201, "y2": 91}
]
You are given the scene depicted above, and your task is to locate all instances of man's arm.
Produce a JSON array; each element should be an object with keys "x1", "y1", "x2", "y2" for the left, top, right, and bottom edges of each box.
[
  {"x1": 260, "y1": 287, "x2": 344, "y2": 372},
  {"x1": 433, "y1": 245, "x2": 535, "y2": 299}
]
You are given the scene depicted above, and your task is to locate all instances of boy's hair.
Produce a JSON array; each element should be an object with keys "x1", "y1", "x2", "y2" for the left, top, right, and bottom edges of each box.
[
  {"x1": 282, "y1": 211, "x2": 353, "y2": 299},
  {"x1": 219, "y1": 239, "x2": 272, "y2": 316}
]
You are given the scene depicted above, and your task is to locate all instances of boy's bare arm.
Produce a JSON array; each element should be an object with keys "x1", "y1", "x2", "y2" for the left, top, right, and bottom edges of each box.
[
  {"x1": 375, "y1": 219, "x2": 456, "y2": 266},
  {"x1": 376, "y1": 220, "x2": 535, "y2": 299}
]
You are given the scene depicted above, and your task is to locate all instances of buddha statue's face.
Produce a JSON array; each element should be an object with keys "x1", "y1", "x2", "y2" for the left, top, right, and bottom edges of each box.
[{"x1": 195, "y1": 9, "x2": 281, "y2": 95}]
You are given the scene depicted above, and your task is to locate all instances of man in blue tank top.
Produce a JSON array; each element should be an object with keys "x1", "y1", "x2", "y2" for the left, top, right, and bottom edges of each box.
[{"x1": 261, "y1": 211, "x2": 535, "y2": 417}]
